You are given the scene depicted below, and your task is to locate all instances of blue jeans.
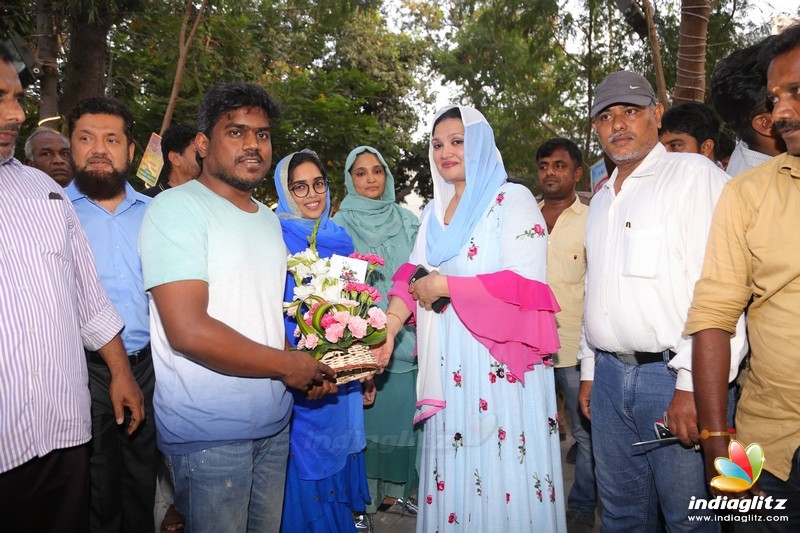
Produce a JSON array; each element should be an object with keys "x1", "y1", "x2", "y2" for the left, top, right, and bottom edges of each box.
[
  {"x1": 736, "y1": 446, "x2": 800, "y2": 532},
  {"x1": 165, "y1": 424, "x2": 290, "y2": 533},
  {"x1": 555, "y1": 364, "x2": 597, "y2": 523},
  {"x1": 591, "y1": 351, "x2": 718, "y2": 532}
]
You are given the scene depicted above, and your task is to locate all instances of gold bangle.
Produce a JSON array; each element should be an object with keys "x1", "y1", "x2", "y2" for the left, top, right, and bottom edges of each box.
[
  {"x1": 386, "y1": 312, "x2": 405, "y2": 325},
  {"x1": 700, "y1": 429, "x2": 731, "y2": 440}
]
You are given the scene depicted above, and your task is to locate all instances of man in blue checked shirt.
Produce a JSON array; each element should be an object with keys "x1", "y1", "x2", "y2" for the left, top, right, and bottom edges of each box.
[{"x1": 66, "y1": 97, "x2": 156, "y2": 533}]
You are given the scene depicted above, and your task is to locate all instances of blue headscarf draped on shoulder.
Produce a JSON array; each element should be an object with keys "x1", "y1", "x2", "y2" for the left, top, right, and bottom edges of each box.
[
  {"x1": 273, "y1": 149, "x2": 353, "y2": 257},
  {"x1": 424, "y1": 105, "x2": 507, "y2": 266}
]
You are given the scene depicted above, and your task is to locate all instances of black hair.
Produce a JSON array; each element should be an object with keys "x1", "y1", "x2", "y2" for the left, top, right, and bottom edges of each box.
[
  {"x1": 159, "y1": 124, "x2": 197, "y2": 179},
  {"x1": 197, "y1": 83, "x2": 282, "y2": 137},
  {"x1": 288, "y1": 149, "x2": 327, "y2": 185},
  {"x1": 432, "y1": 107, "x2": 463, "y2": 131},
  {"x1": 535, "y1": 137, "x2": 583, "y2": 167},
  {"x1": 67, "y1": 97, "x2": 135, "y2": 144},
  {"x1": 0, "y1": 42, "x2": 13, "y2": 65},
  {"x1": 715, "y1": 130, "x2": 735, "y2": 161},
  {"x1": 659, "y1": 102, "x2": 720, "y2": 148},
  {"x1": 759, "y1": 24, "x2": 800, "y2": 79},
  {"x1": 710, "y1": 37, "x2": 774, "y2": 145}
]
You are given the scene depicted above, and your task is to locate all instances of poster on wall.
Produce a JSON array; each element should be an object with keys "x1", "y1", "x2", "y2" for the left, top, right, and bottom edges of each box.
[{"x1": 590, "y1": 158, "x2": 609, "y2": 193}]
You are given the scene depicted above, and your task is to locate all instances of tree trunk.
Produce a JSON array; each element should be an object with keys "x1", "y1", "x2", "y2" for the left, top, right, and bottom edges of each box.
[
  {"x1": 672, "y1": 0, "x2": 713, "y2": 105},
  {"x1": 160, "y1": 0, "x2": 208, "y2": 135},
  {"x1": 59, "y1": 4, "x2": 113, "y2": 117},
  {"x1": 35, "y1": 0, "x2": 60, "y2": 128},
  {"x1": 643, "y1": 0, "x2": 669, "y2": 109}
]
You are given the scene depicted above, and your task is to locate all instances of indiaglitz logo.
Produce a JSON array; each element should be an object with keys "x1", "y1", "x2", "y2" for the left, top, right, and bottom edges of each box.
[{"x1": 710, "y1": 440, "x2": 764, "y2": 492}]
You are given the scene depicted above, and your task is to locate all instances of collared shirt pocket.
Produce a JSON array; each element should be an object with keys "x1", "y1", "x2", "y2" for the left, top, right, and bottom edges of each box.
[
  {"x1": 622, "y1": 224, "x2": 663, "y2": 279},
  {"x1": 558, "y1": 247, "x2": 586, "y2": 284}
]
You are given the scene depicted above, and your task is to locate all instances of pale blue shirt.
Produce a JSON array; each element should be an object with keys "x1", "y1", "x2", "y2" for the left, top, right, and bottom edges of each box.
[
  {"x1": 139, "y1": 180, "x2": 291, "y2": 454},
  {"x1": 66, "y1": 181, "x2": 151, "y2": 354}
]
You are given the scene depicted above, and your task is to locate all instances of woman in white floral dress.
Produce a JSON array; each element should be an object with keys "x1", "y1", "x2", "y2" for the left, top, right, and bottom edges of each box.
[{"x1": 377, "y1": 105, "x2": 566, "y2": 532}]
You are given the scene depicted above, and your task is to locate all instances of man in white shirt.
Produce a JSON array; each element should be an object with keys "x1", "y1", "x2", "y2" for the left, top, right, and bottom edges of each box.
[{"x1": 577, "y1": 71, "x2": 745, "y2": 532}]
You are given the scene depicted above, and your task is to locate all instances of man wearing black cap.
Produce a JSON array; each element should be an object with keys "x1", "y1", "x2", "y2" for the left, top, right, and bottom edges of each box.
[{"x1": 576, "y1": 71, "x2": 747, "y2": 531}]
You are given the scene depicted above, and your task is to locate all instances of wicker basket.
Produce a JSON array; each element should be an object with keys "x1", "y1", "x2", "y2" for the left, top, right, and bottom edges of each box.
[{"x1": 319, "y1": 343, "x2": 378, "y2": 385}]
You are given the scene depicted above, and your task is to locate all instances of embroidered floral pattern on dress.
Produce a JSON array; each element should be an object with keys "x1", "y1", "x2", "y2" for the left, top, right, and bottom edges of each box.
[
  {"x1": 518, "y1": 432, "x2": 526, "y2": 464},
  {"x1": 452, "y1": 432, "x2": 463, "y2": 456},
  {"x1": 474, "y1": 469, "x2": 482, "y2": 496},
  {"x1": 434, "y1": 460, "x2": 444, "y2": 492},
  {"x1": 516, "y1": 223, "x2": 547, "y2": 240},
  {"x1": 467, "y1": 238, "x2": 478, "y2": 260},
  {"x1": 489, "y1": 361, "x2": 507, "y2": 382},
  {"x1": 452, "y1": 366, "x2": 462, "y2": 388},
  {"x1": 546, "y1": 474, "x2": 556, "y2": 502},
  {"x1": 498, "y1": 427, "x2": 507, "y2": 457},
  {"x1": 548, "y1": 415, "x2": 559, "y2": 435},
  {"x1": 448, "y1": 512, "x2": 459, "y2": 524},
  {"x1": 533, "y1": 473, "x2": 543, "y2": 502},
  {"x1": 487, "y1": 191, "x2": 506, "y2": 216},
  {"x1": 478, "y1": 398, "x2": 488, "y2": 412}
]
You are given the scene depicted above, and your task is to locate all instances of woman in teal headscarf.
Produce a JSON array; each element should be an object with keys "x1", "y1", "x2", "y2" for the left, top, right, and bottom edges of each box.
[{"x1": 333, "y1": 146, "x2": 421, "y2": 518}]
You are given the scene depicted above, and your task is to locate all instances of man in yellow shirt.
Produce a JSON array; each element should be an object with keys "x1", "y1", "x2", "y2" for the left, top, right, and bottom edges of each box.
[
  {"x1": 536, "y1": 138, "x2": 594, "y2": 532},
  {"x1": 686, "y1": 24, "x2": 800, "y2": 529}
]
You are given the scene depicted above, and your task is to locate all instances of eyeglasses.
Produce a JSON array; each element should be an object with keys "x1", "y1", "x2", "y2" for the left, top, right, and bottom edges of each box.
[{"x1": 289, "y1": 179, "x2": 328, "y2": 198}]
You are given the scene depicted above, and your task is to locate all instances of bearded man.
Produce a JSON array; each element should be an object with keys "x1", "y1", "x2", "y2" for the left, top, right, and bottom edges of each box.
[{"x1": 66, "y1": 97, "x2": 156, "y2": 533}]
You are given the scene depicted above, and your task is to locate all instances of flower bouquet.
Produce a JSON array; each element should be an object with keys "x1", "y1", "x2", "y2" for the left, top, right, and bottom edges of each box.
[{"x1": 284, "y1": 222, "x2": 387, "y2": 384}]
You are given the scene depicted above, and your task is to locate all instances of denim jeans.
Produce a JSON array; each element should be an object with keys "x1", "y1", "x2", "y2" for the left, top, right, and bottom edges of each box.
[
  {"x1": 165, "y1": 424, "x2": 290, "y2": 533},
  {"x1": 736, "y1": 446, "x2": 800, "y2": 532},
  {"x1": 591, "y1": 351, "x2": 718, "y2": 532},
  {"x1": 555, "y1": 364, "x2": 597, "y2": 523}
]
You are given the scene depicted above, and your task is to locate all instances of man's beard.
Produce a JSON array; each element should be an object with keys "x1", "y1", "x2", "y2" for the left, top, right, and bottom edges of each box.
[
  {"x1": 0, "y1": 123, "x2": 20, "y2": 164},
  {"x1": 72, "y1": 161, "x2": 130, "y2": 200},
  {"x1": 212, "y1": 168, "x2": 267, "y2": 192}
]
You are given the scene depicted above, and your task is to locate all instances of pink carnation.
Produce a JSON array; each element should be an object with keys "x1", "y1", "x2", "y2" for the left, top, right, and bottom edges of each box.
[
  {"x1": 302, "y1": 310, "x2": 313, "y2": 326},
  {"x1": 324, "y1": 322, "x2": 346, "y2": 343},
  {"x1": 368, "y1": 286, "x2": 381, "y2": 302},
  {"x1": 367, "y1": 307, "x2": 387, "y2": 329},
  {"x1": 320, "y1": 313, "x2": 337, "y2": 329},
  {"x1": 333, "y1": 311, "x2": 351, "y2": 325},
  {"x1": 349, "y1": 252, "x2": 385, "y2": 266},
  {"x1": 348, "y1": 315, "x2": 368, "y2": 339},
  {"x1": 304, "y1": 333, "x2": 319, "y2": 349},
  {"x1": 297, "y1": 336, "x2": 306, "y2": 349},
  {"x1": 293, "y1": 325, "x2": 301, "y2": 338},
  {"x1": 344, "y1": 282, "x2": 382, "y2": 303}
]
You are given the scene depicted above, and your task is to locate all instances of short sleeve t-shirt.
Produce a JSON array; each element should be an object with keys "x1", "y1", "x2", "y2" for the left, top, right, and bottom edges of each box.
[{"x1": 139, "y1": 180, "x2": 291, "y2": 454}]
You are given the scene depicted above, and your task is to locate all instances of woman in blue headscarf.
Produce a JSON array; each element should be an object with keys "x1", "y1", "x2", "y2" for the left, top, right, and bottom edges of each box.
[
  {"x1": 333, "y1": 147, "x2": 420, "y2": 519},
  {"x1": 274, "y1": 149, "x2": 370, "y2": 533},
  {"x1": 376, "y1": 106, "x2": 566, "y2": 531}
]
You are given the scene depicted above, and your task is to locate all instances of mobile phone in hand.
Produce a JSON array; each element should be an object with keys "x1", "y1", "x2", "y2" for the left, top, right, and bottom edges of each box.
[{"x1": 408, "y1": 265, "x2": 450, "y2": 313}]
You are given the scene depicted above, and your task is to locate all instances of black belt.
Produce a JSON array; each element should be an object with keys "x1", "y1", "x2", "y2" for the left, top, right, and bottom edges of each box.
[
  {"x1": 609, "y1": 349, "x2": 676, "y2": 365},
  {"x1": 86, "y1": 343, "x2": 151, "y2": 367}
]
